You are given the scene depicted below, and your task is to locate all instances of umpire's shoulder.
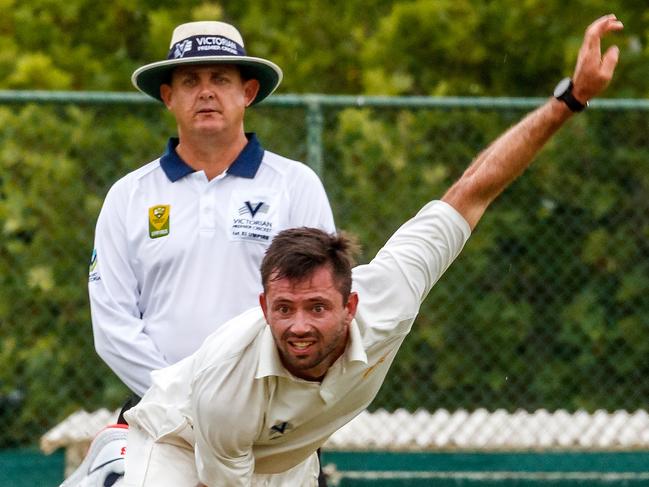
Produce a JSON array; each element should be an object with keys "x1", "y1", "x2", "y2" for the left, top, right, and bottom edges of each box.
[
  {"x1": 103, "y1": 157, "x2": 163, "y2": 200},
  {"x1": 259, "y1": 150, "x2": 321, "y2": 182}
]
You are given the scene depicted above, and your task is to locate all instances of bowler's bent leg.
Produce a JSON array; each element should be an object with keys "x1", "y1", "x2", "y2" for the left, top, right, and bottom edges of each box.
[
  {"x1": 122, "y1": 426, "x2": 199, "y2": 487},
  {"x1": 252, "y1": 452, "x2": 320, "y2": 486}
]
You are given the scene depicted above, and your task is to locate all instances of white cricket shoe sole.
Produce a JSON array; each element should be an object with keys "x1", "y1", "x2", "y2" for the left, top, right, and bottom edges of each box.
[{"x1": 60, "y1": 424, "x2": 128, "y2": 487}]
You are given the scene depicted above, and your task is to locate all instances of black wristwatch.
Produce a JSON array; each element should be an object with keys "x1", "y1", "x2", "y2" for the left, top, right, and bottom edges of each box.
[{"x1": 553, "y1": 77, "x2": 587, "y2": 112}]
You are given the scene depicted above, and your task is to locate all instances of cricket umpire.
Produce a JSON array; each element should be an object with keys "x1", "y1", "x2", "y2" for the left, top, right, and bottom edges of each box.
[{"x1": 63, "y1": 20, "x2": 336, "y2": 487}]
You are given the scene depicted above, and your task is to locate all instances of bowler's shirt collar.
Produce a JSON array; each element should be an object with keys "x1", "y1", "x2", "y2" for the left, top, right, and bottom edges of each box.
[{"x1": 159, "y1": 132, "x2": 264, "y2": 182}]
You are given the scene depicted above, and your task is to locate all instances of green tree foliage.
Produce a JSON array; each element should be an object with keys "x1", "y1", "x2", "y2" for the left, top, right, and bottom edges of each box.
[
  {"x1": 1, "y1": 1, "x2": 649, "y2": 447},
  {"x1": 0, "y1": 103, "x2": 171, "y2": 446},
  {"x1": 360, "y1": 0, "x2": 649, "y2": 96},
  {"x1": 1, "y1": 0, "x2": 646, "y2": 96},
  {"x1": 322, "y1": 104, "x2": 649, "y2": 413}
]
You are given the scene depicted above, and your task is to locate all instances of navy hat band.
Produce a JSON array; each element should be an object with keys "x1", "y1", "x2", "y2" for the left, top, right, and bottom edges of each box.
[{"x1": 168, "y1": 35, "x2": 247, "y2": 60}]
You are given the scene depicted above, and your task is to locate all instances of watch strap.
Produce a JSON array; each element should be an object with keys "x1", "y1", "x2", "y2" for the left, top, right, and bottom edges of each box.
[{"x1": 557, "y1": 79, "x2": 587, "y2": 112}]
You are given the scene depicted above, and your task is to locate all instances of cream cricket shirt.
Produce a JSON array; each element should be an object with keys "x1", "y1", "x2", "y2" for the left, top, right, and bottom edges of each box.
[
  {"x1": 89, "y1": 134, "x2": 335, "y2": 396},
  {"x1": 125, "y1": 200, "x2": 471, "y2": 486}
]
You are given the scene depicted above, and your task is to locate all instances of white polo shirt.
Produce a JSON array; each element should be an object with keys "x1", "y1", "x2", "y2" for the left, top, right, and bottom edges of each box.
[
  {"x1": 89, "y1": 134, "x2": 335, "y2": 395},
  {"x1": 124, "y1": 200, "x2": 471, "y2": 486}
]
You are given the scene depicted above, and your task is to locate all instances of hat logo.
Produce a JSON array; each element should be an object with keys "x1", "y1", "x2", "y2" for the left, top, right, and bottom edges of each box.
[
  {"x1": 173, "y1": 40, "x2": 193, "y2": 59},
  {"x1": 195, "y1": 36, "x2": 239, "y2": 55},
  {"x1": 168, "y1": 35, "x2": 246, "y2": 60}
]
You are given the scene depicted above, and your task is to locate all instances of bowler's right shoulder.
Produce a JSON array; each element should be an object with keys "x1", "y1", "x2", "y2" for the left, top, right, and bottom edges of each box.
[{"x1": 351, "y1": 201, "x2": 471, "y2": 336}]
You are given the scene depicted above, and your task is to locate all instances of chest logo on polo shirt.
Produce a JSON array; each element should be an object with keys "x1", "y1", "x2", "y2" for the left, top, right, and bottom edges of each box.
[
  {"x1": 149, "y1": 204, "x2": 170, "y2": 239},
  {"x1": 240, "y1": 200, "x2": 269, "y2": 218},
  {"x1": 230, "y1": 198, "x2": 275, "y2": 243},
  {"x1": 269, "y1": 421, "x2": 292, "y2": 440}
]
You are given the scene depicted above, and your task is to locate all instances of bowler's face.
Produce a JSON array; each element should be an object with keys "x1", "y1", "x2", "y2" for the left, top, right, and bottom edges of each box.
[{"x1": 260, "y1": 265, "x2": 358, "y2": 382}]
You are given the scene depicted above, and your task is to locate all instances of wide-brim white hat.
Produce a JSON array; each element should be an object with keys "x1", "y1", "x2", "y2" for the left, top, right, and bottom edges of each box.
[{"x1": 132, "y1": 21, "x2": 283, "y2": 105}]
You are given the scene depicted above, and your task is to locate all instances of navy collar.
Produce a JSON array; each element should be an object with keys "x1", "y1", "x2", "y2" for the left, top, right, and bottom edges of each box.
[{"x1": 159, "y1": 133, "x2": 264, "y2": 182}]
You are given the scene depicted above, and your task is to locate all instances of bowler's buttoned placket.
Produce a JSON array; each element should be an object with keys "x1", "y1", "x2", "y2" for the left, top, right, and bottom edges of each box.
[{"x1": 318, "y1": 360, "x2": 341, "y2": 404}]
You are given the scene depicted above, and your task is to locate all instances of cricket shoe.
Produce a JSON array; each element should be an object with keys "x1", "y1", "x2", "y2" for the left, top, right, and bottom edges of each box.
[{"x1": 60, "y1": 424, "x2": 128, "y2": 487}]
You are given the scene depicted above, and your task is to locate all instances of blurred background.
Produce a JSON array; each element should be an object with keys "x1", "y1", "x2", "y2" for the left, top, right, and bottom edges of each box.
[{"x1": 1, "y1": 0, "x2": 649, "y2": 485}]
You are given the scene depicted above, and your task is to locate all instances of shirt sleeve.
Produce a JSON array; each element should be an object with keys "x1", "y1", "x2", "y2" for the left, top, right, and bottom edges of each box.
[
  {"x1": 286, "y1": 164, "x2": 336, "y2": 233},
  {"x1": 190, "y1": 353, "x2": 262, "y2": 487},
  {"x1": 352, "y1": 200, "x2": 471, "y2": 335},
  {"x1": 88, "y1": 181, "x2": 169, "y2": 395}
]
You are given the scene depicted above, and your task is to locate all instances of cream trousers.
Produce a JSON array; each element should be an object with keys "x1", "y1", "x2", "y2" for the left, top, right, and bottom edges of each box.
[{"x1": 121, "y1": 426, "x2": 319, "y2": 487}]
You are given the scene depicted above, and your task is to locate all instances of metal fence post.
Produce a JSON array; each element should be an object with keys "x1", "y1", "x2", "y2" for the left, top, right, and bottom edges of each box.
[{"x1": 305, "y1": 96, "x2": 324, "y2": 176}]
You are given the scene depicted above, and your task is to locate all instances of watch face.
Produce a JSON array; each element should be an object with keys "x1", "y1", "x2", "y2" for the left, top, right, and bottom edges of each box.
[{"x1": 553, "y1": 77, "x2": 572, "y2": 97}]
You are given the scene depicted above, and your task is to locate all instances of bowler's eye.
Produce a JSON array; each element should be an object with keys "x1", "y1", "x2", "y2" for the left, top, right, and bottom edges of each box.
[
  {"x1": 313, "y1": 304, "x2": 325, "y2": 313},
  {"x1": 277, "y1": 305, "x2": 291, "y2": 314}
]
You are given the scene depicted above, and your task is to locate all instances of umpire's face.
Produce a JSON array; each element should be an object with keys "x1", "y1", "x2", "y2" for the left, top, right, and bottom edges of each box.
[
  {"x1": 160, "y1": 63, "x2": 260, "y2": 140},
  {"x1": 260, "y1": 264, "x2": 359, "y2": 382}
]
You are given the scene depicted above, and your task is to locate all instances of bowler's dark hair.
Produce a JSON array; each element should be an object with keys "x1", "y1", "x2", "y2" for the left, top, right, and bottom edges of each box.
[{"x1": 261, "y1": 228, "x2": 360, "y2": 302}]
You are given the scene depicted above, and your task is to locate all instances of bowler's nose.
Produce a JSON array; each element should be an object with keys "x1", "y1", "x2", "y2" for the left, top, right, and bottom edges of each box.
[{"x1": 289, "y1": 310, "x2": 312, "y2": 336}]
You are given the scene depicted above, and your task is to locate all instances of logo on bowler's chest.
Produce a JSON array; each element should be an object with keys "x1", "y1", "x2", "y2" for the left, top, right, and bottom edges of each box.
[
  {"x1": 149, "y1": 204, "x2": 170, "y2": 239},
  {"x1": 230, "y1": 200, "x2": 274, "y2": 243},
  {"x1": 269, "y1": 421, "x2": 292, "y2": 439}
]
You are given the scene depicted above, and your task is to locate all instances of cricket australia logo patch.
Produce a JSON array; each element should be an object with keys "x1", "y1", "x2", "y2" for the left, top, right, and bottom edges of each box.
[{"x1": 149, "y1": 205, "x2": 170, "y2": 239}]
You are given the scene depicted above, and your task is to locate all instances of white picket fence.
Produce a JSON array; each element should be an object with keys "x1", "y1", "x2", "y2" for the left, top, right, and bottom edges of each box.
[{"x1": 41, "y1": 408, "x2": 649, "y2": 475}]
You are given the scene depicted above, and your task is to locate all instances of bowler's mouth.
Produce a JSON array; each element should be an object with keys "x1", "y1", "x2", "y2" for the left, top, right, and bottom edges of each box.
[{"x1": 287, "y1": 339, "x2": 316, "y2": 356}]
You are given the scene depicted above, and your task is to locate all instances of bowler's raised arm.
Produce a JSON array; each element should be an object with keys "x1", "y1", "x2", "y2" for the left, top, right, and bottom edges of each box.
[{"x1": 442, "y1": 14, "x2": 623, "y2": 229}]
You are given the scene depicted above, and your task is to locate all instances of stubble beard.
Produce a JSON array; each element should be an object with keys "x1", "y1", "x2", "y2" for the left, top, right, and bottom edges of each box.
[{"x1": 280, "y1": 320, "x2": 348, "y2": 378}]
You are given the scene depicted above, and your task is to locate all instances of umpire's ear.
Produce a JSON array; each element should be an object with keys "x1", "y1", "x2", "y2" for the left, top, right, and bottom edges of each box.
[
  {"x1": 259, "y1": 293, "x2": 269, "y2": 323},
  {"x1": 243, "y1": 78, "x2": 260, "y2": 107},
  {"x1": 160, "y1": 83, "x2": 173, "y2": 109}
]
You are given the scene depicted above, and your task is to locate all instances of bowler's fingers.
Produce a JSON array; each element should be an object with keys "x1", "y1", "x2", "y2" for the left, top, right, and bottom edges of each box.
[
  {"x1": 573, "y1": 14, "x2": 623, "y2": 100},
  {"x1": 600, "y1": 45, "x2": 621, "y2": 79},
  {"x1": 582, "y1": 14, "x2": 623, "y2": 61},
  {"x1": 588, "y1": 14, "x2": 624, "y2": 43}
]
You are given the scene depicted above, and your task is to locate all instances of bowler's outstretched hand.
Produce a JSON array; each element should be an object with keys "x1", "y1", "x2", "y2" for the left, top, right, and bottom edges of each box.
[
  {"x1": 440, "y1": 14, "x2": 624, "y2": 230},
  {"x1": 572, "y1": 14, "x2": 624, "y2": 104}
]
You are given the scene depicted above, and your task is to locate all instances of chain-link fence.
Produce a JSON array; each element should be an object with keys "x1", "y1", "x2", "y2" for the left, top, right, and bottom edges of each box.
[{"x1": 1, "y1": 92, "x2": 648, "y2": 449}]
